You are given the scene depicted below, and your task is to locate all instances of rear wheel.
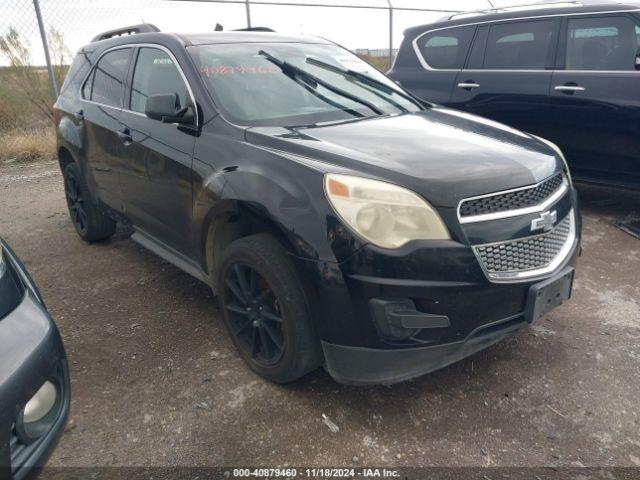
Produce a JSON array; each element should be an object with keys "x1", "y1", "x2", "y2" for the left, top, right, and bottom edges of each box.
[
  {"x1": 218, "y1": 233, "x2": 322, "y2": 383},
  {"x1": 63, "y1": 163, "x2": 116, "y2": 242}
]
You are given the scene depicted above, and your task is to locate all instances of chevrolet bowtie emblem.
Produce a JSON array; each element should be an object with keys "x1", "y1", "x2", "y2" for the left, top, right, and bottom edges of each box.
[{"x1": 531, "y1": 210, "x2": 557, "y2": 232}]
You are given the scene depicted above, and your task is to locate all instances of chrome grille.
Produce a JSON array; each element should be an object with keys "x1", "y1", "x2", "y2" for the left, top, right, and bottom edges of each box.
[
  {"x1": 460, "y1": 173, "x2": 564, "y2": 218},
  {"x1": 474, "y1": 211, "x2": 575, "y2": 280}
]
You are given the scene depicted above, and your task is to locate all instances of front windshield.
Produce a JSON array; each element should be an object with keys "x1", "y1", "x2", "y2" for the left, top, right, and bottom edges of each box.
[{"x1": 189, "y1": 42, "x2": 424, "y2": 127}]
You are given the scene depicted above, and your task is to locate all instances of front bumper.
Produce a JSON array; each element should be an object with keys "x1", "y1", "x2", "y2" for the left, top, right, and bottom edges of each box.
[
  {"x1": 322, "y1": 313, "x2": 526, "y2": 385},
  {"x1": 292, "y1": 206, "x2": 581, "y2": 386},
  {"x1": 0, "y1": 242, "x2": 70, "y2": 480}
]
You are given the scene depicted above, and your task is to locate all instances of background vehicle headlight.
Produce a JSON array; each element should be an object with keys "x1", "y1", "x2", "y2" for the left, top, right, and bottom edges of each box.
[
  {"x1": 533, "y1": 135, "x2": 573, "y2": 186},
  {"x1": 324, "y1": 174, "x2": 450, "y2": 249}
]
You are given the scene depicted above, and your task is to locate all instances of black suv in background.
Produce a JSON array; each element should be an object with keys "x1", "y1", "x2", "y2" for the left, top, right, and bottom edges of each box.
[
  {"x1": 54, "y1": 25, "x2": 580, "y2": 385},
  {"x1": 389, "y1": 1, "x2": 640, "y2": 189}
]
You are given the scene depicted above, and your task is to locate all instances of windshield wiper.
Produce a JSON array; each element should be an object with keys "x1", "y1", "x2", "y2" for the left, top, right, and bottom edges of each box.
[
  {"x1": 307, "y1": 60, "x2": 408, "y2": 114},
  {"x1": 293, "y1": 81, "x2": 367, "y2": 120},
  {"x1": 305, "y1": 57, "x2": 428, "y2": 110},
  {"x1": 258, "y1": 50, "x2": 384, "y2": 116},
  {"x1": 257, "y1": 55, "x2": 366, "y2": 120}
]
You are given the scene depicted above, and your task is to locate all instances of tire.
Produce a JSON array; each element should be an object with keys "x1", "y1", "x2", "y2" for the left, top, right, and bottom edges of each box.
[
  {"x1": 217, "y1": 233, "x2": 322, "y2": 383},
  {"x1": 63, "y1": 163, "x2": 116, "y2": 242}
]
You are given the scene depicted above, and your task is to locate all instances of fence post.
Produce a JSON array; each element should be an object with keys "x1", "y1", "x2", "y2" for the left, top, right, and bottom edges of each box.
[
  {"x1": 386, "y1": 0, "x2": 393, "y2": 70},
  {"x1": 245, "y1": 0, "x2": 252, "y2": 28},
  {"x1": 32, "y1": 0, "x2": 58, "y2": 100}
]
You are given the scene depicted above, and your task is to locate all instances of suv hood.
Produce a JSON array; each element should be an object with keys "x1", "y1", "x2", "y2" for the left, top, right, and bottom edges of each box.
[{"x1": 245, "y1": 107, "x2": 561, "y2": 208}]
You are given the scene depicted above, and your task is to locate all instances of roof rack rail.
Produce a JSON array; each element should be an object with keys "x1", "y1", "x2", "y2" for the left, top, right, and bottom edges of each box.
[
  {"x1": 213, "y1": 24, "x2": 276, "y2": 32},
  {"x1": 445, "y1": 1, "x2": 582, "y2": 20},
  {"x1": 91, "y1": 23, "x2": 160, "y2": 42},
  {"x1": 233, "y1": 27, "x2": 276, "y2": 32}
]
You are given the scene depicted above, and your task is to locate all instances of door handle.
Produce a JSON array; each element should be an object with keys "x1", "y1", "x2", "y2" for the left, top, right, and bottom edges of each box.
[
  {"x1": 117, "y1": 128, "x2": 132, "y2": 145},
  {"x1": 554, "y1": 85, "x2": 585, "y2": 93},
  {"x1": 457, "y1": 82, "x2": 480, "y2": 90}
]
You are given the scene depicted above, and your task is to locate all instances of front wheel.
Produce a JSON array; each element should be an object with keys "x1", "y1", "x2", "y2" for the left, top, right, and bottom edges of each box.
[
  {"x1": 63, "y1": 163, "x2": 116, "y2": 242},
  {"x1": 217, "y1": 233, "x2": 322, "y2": 383}
]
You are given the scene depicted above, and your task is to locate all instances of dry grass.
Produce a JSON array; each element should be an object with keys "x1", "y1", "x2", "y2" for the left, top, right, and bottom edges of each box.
[
  {"x1": 0, "y1": 127, "x2": 56, "y2": 164},
  {"x1": 357, "y1": 54, "x2": 392, "y2": 72},
  {"x1": 0, "y1": 68, "x2": 55, "y2": 165}
]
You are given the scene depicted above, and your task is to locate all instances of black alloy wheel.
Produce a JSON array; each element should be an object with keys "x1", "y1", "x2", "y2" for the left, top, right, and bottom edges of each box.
[
  {"x1": 217, "y1": 233, "x2": 322, "y2": 383},
  {"x1": 224, "y1": 263, "x2": 286, "y2": 366},
  {"x1": 64, "y1": 173, "x2": 88, "y2": 236},
  {"x1": 62, "y1": 162, "x2": 116, "y2": 242}
]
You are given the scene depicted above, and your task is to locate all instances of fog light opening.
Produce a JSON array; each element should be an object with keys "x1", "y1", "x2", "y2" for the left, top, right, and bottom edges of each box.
[{"x1": 16, "y1": 380, "x2": 60, "y2": 444}]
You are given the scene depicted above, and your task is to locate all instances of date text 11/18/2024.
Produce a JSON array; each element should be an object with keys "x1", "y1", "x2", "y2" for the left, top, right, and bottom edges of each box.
[{"x1": 230, "y1": 468, "x2": 401, "y2": 478}]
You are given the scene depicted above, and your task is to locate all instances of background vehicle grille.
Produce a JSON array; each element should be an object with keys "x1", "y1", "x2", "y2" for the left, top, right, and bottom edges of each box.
[
  {"x1": 474, "y1": 213, "x2": 573, "y2": 275},
  {"x1": 460, "y1": 173, "x2": 564, "y2": 218}
]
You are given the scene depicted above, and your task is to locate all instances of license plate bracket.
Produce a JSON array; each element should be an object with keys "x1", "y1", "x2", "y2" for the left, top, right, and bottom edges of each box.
[{"x1": 525, "y1": 267, "x2": 574, "y2": 324}]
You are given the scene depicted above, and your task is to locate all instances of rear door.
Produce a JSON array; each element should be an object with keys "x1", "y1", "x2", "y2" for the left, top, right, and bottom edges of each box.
[
  {"x1": 118, "y1": 46, "x2": 197, "y2": 254},
  {"x1": 449, "y1": 18, "x2": 560, "y2": 139},
  {"x1": 391, "y1": 25, "x2": 476, "y2": 104},
  {"x1": 80, "y1": 47, "x2": 133, "y2": 211},
  {"x1": 548, "y1": 14, "x2": 640, "y2": 186}
]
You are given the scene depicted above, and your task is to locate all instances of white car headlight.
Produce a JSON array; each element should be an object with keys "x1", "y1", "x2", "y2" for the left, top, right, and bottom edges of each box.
[
  {"x1": 533, "y1": 135, "x2": 573, "y2": 186},
  {"x1": 324, "y1": 174, "x2": 450, "y2": 249}
]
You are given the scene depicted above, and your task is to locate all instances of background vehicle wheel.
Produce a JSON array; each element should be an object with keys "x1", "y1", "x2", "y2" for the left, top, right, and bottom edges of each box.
[
  {"x1": 63, "y1": 163, "x2": 116, "y2": 242},
  {"x1": 218, "y1": 233, "x2": 322, "y2": 383}
]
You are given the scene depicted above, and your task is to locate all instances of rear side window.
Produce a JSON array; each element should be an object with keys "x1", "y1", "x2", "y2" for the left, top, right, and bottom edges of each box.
[
  {"x1": 417, "y1": 26, "x2": 475, "y2": 69},
  {"x1": 484, "y1": 20, "x2": 555, "y2": 69},
  {"x1": 566, "y1": 16, "x2": 640, "y2": 71},
  {"x1": 60, "y1": 50, "x2": 93, "y2": 96},
  {"x1": 83, "y1": 48, "x2": 132, "y2": 107},
  {"x1": 129, "y1": 47, "x2": 189, "y2": 113}
]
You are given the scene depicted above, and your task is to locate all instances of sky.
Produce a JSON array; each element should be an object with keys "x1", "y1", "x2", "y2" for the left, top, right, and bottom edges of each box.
[{"x1": 0, "y1": 0, "x2": 534, "y2": 66}]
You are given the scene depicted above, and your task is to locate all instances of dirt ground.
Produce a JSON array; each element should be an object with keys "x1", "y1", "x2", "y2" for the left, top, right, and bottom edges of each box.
[{"x1": 1, "y1": 161, "x2": 639, "y2": 470}]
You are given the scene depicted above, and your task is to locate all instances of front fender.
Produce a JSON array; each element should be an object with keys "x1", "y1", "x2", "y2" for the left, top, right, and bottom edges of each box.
[{"x1": 191, "y1": 129, "x2": 366, "y2": 267}]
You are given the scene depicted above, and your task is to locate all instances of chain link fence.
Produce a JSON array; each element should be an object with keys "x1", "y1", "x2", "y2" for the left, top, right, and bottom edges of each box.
[
  {"x1": 0, "y1": 0, "x2": 498, "y2": 144},
  {"x1": 0, "y1": 0, "x2": 501, "y2": 76}
]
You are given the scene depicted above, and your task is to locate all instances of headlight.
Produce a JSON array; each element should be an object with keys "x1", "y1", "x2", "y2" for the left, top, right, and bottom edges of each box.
[
  {"x1": 532, "y1": 135, "x2": 573, "y2": 186},
  {"x1": 324, "y1": 174, "x2": 450, "y2": 249}
]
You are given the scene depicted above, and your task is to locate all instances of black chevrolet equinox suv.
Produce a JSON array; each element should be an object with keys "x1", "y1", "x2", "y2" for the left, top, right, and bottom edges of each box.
[{"x1": 54, "y1": 24, "x2": 581, "y2": 385}]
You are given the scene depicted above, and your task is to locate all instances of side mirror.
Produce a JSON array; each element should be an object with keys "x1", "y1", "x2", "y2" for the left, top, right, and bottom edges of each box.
[{"x1": 145, "y1": 93, "x2": 194, "y2": 124}]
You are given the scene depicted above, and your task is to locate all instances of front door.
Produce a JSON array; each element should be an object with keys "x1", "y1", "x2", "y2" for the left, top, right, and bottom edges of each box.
[
  {"x1": 548, "y1": 14, "x2": 640, "y2": 186},
  {"x1": 80, "y1": 47, "x2": 133, "y2": 211},
  {"x1": 118, "y1": 46, "x2": 197, "y2": 254},
  {"x1": 449, "y1": 19, "x2": 560, "y2": 140}
]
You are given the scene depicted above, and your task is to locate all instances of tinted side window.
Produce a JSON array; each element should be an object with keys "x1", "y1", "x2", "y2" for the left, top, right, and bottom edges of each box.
[
  {"x1": 130, "y1": 47, "x2": 189, "y2": 113},
  {"x1": 87, "y1": 48, "x2": 132, "y2": 107},
  {"x1": 60, "y1": 50, "x2": 93, "y2": 96},
  {"x1": 566, "y1": 16, "x2": 640, "y2": 71},
  {"x1": 418, "y1": 26, "x2": 475, "y2": 69},
  {"x1": 484, "y1": 20, "x2": 555, "y2": 69}
]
